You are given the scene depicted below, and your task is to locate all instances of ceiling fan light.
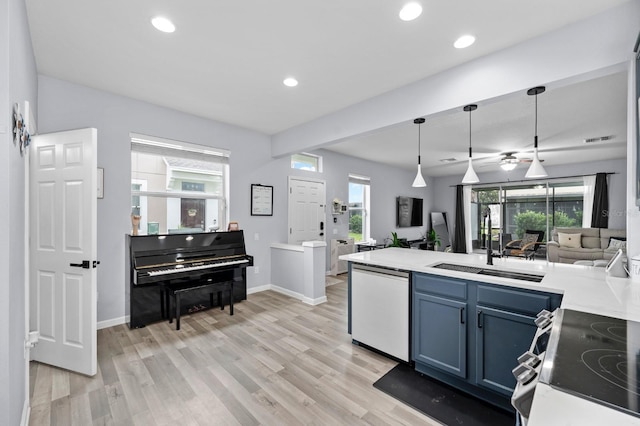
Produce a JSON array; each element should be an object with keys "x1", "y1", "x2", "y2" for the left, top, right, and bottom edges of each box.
[
  {"x1": 462, "y1": 158, "x2": 479, "y2": 184},
  {"x1": 500, "y1": 155, "x2": 519, "y2": 171},
  {"x1": 500, "y1": 162, "x2": 518, "y2": 171},
  {"x1": 525, "y1": 149, "x2": 548, "y2": 178},
  {"x1": 412, "y1": 164, "x2": 427, "y2": 187}
]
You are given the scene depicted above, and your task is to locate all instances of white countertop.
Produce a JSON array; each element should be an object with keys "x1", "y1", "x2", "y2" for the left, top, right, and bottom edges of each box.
[{"x1": 340, "y1": 248, "x2": 640, "y2": 425}]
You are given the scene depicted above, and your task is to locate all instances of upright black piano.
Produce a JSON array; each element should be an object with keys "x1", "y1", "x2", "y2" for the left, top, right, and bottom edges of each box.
[{"x1": 127, "y1": 231, "x2": 253, "y2": 328}]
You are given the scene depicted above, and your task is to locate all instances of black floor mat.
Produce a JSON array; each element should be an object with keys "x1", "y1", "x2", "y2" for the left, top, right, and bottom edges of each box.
[{"x1": 373, "y1": 363, "x2": 516, "y2": 426}]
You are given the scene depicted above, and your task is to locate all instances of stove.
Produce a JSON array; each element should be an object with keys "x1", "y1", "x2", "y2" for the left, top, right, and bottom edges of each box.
[{"x1": 539, "y1": 309, "x2": 640, "y2": 418}]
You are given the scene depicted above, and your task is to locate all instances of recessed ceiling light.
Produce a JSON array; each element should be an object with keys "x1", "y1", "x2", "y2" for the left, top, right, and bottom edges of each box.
[
  {"x1": 151, "y1": 16, "x2": 175, "y2": 33},
  {"x1": 454, "y1": 35, "x2": 476, "y2": 49},
  {"x1": 283, "y1": 77, "x2": 298, "y2": 87},
  {"x1": 399, "y1": 3, "x2": 422, "y2": 21}
]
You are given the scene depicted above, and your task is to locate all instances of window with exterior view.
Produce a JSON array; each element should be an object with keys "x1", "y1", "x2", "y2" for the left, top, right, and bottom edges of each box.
[
  {"x1": 291, "y1": 152, "x2": 322, "y2": 172},
  {"x1": 472, "y1": 180, "x2": 584, "y2": 250},
  {"x1": 348, "y1": 174, "x2": 370, "y2": 242},
  {"x1": 130, "y1": 133, "x2": 229, "y2": 235}
]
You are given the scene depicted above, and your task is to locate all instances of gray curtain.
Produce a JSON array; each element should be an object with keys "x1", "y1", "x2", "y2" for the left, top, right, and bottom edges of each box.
[
  {"x1": 453, "y1": 185, "x2": 466, "y2": 253},
  {"x1": 590, "y1": 172, "x2": 608, "y2": 228}
]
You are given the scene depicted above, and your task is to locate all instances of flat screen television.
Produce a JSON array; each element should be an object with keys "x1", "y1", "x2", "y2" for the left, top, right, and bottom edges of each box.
[{"x1": 397, "y1": 196, "x2": 423, "y2": 227}]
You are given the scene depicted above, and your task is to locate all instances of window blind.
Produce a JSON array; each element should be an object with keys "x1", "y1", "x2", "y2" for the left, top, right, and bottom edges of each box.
[
  {"x1": 348, "y1": 174, "x2": 370, "y2": 185},
  {"x1": 130, "y1": 133, "x2": 229, "y2": 164}
]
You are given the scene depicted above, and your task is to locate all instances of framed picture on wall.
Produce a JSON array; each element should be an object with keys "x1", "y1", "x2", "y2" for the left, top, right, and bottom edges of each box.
[{"x1": 251, "y1": 184, "x2": 273, "y2": 216}]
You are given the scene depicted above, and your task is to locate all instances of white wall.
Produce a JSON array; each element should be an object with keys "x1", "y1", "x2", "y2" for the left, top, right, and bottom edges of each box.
[
  {"x1": 37, "y1": 76, "x2": 429, "y2": 325},
  {"x1": 37, "y1": 75, "x2": 271, "y2": 324},
  {"x1": 431, "y1": 158, "x2": 628, "y2": 246},
  {"x1": 626, "y1": 59, "x2": 639, "y2": 258},
  {"x1": 2, "y1": 0, "x2": 37, "y2": 423},
  {"x1": 0, "y1": 0, "x2": 10, "y2": 418}
]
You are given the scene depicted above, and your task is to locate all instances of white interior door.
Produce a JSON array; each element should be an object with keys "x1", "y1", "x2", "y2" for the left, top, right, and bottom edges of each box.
[
  {"x1": 30, "y1": 128, "x2": 98, "y2": 376},
  {"x1": 288, "y1": 177, "x2": 326, "y2": 244}
]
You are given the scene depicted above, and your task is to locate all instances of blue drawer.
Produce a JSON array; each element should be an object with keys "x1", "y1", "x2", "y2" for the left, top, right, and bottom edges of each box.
[
  {"x1": 476, "y1": 284, "x2": 551, "y2": 315},
  {"x1": 413, "y1": 273, "x2": 467, "y2": 300}
]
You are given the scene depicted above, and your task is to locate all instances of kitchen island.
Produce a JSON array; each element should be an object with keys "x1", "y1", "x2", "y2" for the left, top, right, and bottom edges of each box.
[{"x1": 340, "y1": 248, "x2": 640, "y2": 426}]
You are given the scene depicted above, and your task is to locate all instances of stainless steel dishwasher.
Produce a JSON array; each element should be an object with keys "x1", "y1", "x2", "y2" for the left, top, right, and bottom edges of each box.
[{"x1": 351, "y1": 264, "x2": 410, "y2": 362}]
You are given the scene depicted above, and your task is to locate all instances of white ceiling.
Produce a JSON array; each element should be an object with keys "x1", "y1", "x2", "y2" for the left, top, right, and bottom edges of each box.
[
  {"x1": 326, "y1": 71, "x2": 628, "y2": 176},
  {"x1": 25, "y1": 0, "x2": 630, "y2": 176}
]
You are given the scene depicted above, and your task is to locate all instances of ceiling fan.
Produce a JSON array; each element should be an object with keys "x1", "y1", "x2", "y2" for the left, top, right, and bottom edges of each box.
[{"x1": 478, "y1": 152, "x2": 542, "y2": 171}]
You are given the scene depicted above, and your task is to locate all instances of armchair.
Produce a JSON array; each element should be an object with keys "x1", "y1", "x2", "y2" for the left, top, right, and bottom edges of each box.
[{"x1": 502, "y1": 230, "x2": 545, "y2": 260}]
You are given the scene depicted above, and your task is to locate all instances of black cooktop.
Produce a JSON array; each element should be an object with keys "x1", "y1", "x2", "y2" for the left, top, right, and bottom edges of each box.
[{"x1": 541, "y1": 309, "x2": 640, "y2": 418}]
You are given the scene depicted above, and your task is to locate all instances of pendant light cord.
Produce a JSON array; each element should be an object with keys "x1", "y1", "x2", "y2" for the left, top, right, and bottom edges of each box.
[
  {"x1": 418, "y1": 122, "x2": 421, "y2": 163},
  {"x1": 468, "y1": 109, "x2": 472, "y2": 157},
  {"x1": 534, "y1": 92, "x2": 538, "y2": 148}
]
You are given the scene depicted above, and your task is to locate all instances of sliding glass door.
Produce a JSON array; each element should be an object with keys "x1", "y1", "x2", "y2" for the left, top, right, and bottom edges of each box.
[{"x1": 471, "y1": 179, "x2": 585, "y2": 255}]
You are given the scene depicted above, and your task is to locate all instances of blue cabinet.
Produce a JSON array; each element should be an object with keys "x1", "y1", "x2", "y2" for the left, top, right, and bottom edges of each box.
[
  {"x1": 475, "y1": 306, "x2": 537, "y2": 395},
  {"x1": 474, "y1": 284, "x2": 561, "y2": 396},
  {"x1": 412, "y1": 272, "x2": 562, "y2": 407},
  {"x1": 413, "y1": 292, "x2": 467, "y2": 378}
]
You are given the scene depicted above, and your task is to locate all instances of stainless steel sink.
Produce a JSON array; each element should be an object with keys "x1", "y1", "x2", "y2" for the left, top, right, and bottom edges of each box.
[{"x1": 431, "y1": 263, "x2": 544, "y2": 283}]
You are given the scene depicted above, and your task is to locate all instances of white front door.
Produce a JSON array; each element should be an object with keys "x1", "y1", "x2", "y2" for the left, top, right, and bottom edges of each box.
[
  {"x1": 30, "y1": 128, "x2": 98, "y2": 376},
  {"x1": 288, "y1": 177, "x2": 326, "y2": 244}
]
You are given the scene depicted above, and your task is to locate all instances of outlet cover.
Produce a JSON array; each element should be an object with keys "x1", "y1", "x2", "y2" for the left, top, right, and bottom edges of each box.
[{"x1": 254, "y1": 266, "x2": 260, "y2": 274}]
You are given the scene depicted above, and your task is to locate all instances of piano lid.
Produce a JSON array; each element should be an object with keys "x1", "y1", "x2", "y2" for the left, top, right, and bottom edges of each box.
[{"x1": 129, "y1": 231, "x2": 248, "y2": 268}]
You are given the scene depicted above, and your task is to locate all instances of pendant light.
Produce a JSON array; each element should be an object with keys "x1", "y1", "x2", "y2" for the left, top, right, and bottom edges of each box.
[
  {"x1": 525, "y1": 86, "x2": 548, "y2": 178},
  {"x1": 461, "y1": 104, "x2": 479, "y2": 184},
  {"x1": 412, "y1": 118, "x2": 427, "y2": 187}
]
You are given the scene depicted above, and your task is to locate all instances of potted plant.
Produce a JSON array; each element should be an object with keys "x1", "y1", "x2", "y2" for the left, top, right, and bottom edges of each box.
[
  {"x1": 427, "y1": 229, "x2": 441, "y2": 250},
  {"x1": 387, "y1": 232, "x2": 411, "y2": 248}
]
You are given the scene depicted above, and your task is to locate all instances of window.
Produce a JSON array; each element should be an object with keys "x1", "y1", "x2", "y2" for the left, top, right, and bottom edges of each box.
[
  {"x1": 130, "y1": 133, "x2": 229, "y2": 235},
  {"x1": 471, "y1": 180, "x2": 584, "y2": 250},
  {"x1": 348, "y1": 174, "x2": 370, "y2": 242},
  {"x1": 291, "y1": 152, "x2": 322, "y2": 172}
]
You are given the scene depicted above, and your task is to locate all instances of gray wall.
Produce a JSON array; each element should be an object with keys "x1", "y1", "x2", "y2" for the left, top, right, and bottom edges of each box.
[
  {"x1": 312, "y1": 148, "x2": 432, "y2": 249},
  {"x1": 1, "y1": 0, "x2": 37, "y2": 423},
  {"x1": 431, "y1": 158, "x2": 628, "y2": 247},
  {"x1": 37, "y1": 75, "x2": 431, "y2": 324}
]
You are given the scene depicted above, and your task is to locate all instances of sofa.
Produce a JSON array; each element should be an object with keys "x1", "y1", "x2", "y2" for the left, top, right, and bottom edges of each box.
[{"x1": 547, "y1": 227, "x2": 626, "y2": 264}]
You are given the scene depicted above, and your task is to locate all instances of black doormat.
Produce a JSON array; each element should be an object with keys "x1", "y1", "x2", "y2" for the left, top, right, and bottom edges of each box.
[{"x1": 373, "y1": 363, "x2": 516, "y2": 426}]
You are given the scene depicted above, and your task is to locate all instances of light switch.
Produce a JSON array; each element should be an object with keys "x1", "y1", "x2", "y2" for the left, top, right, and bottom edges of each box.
[
  {"x1": 254, "y1": 233, "x2": 259, "y2": 241},
  {"x1": 333, "y1": 229, "x2": 338, "y2": 234}
]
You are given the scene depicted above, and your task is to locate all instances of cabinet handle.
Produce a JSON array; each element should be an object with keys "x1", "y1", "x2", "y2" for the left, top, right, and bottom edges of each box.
[
  {"x1": 477, "y1": 310, "x2": 483, "y2": 328},
  {"x1": 460, "y1": 307, "x2": 465, "y2": 324}
]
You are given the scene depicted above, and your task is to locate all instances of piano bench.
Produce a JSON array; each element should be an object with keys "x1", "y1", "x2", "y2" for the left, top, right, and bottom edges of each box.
[{"x1": 162, "y1": 280, "x2": 234, "y2": 330}]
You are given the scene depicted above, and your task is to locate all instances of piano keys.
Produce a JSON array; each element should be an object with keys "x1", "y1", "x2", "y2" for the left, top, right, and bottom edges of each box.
[{"x1": 128, "y1": 230, "x2": 253, "y2": 328}]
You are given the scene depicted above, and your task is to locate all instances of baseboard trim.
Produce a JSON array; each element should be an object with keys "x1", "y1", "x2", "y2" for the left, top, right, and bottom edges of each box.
[
  {"x1": 253, "y1": 284, "x2": 327, "y2": 305},
  {"x1": 302, "y1": 295, "x2": 328, "y2": 305},
  {"x1": 97, "y1": 316, "x2": 128, "y2": 330},
  {"x1": 247, "y1": 284, "x2": 271, "y2": 294},
  {"x1": 95, "y1": 284, "x2": 330, "y2": 329}
]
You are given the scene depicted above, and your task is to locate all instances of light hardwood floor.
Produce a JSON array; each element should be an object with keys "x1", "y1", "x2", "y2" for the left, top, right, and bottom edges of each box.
[{"x1": 29, "y1": 276, "x2": 440, "y2": 425}]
